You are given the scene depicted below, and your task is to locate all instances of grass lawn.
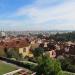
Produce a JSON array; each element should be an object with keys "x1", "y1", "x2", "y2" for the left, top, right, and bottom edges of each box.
[{"x1": 0, "y1": 61, "x2": 17, "y2": 75}]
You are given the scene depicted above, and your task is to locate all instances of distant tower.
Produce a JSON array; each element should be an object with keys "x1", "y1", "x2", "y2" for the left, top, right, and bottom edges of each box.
[{"x1": 0, "y1": 27, "x2": 6, "y2": 37}]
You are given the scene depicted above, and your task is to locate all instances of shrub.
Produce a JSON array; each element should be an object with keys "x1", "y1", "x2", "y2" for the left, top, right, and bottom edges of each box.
[
  {"x1": 59, "y1": 58, "x2": 75, "y2": 73},
  {"x1": 58, "y1": 71, "x2": 75, "y2": 75}
]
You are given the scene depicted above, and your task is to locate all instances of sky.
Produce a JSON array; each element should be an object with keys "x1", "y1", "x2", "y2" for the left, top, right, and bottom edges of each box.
[{"x1": 0, "y1": 0, "x2": 75, "y2": 31}]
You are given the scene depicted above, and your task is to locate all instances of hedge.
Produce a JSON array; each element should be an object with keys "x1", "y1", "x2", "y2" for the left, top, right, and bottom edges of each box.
[{"x1": 0, "y1": 57, "x2": 37, "y2": 71}]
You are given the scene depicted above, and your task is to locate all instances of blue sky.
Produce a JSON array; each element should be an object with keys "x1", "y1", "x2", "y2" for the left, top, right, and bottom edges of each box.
[{"x1": 0, "y1": 0, "x2": 75, "y2": 31}]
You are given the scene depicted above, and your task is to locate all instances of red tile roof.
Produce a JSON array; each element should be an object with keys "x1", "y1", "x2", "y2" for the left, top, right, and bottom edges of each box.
[{"x1": 0, "y1": 37, "x2": 30, "y2": 48}]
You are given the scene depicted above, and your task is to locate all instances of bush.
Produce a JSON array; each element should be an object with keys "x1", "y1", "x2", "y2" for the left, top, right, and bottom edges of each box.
[
  {"x1": 0, "y1": 57, "x2": 37, "y2": 71},
  {"x1": 59, "y1": 58, "x2": 75, "y2": 73},
  {"x1": 67, "y1": 64, "x2": 75, "y2": 73},
  {"x1": 59, "y1": 58, "x2": 70, "y2": 71},
  {"x1": 32, "y1": 47, "x2": 44, "y2": 58},
  {"x1": 58, "y1": 71, "x2": 75, "y2": 75},
  {"x1": 54, "y1": 60, "x2": 62, "y2": 75},
  {"x1": 22, "y1": 61, "x2": 38, "y2": 71}
]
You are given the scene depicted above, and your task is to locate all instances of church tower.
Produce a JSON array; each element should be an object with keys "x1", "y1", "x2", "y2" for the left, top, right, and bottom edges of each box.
[{"x1": 0, "y1": 27, "x2": 6, "y2": 37}]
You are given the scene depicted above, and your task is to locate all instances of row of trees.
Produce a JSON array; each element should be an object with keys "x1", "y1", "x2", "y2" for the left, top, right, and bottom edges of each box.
[
  {"x1": 37, "y1": 31, "x2": 75, "y2": 42},
  {"x1": 49, "y1": 32, "x2": 75, "y2": 42}
]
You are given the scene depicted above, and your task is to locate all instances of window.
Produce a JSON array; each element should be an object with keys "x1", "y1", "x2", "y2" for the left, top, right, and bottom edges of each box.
[{"x1": 23, "y1": 48, "x2": 26, "y2": 52}]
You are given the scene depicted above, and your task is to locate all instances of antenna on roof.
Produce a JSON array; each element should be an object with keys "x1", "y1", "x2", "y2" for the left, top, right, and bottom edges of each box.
[
  {"x1": 2, "y1": 27, "x2": 4, "y2": 32},
  {"x1": 0, "y1": 27, "x2": 2, "y2": 32}
]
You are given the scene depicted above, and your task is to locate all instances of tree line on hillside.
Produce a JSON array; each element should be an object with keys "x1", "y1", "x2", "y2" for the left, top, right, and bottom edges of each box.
[
  {"x1": 37, "y1": 31, "x2": 75, "y2": 42},
  {"x1": 53, "y1": 32, "x2": 75, "y2": 42}
]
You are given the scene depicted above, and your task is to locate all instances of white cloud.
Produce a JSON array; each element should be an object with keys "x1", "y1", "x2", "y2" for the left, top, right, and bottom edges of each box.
[
  {"x1": 1, "y1": 0, "x2": 75, "y2": 30},
  {"x1": 15, "y1": 0, "x2": 75, "y2": 21}
]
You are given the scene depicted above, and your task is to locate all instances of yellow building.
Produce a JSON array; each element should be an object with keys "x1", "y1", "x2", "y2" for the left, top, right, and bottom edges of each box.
[{"x1": 19, "y1": 45, "x2": 33, "y2": 58}]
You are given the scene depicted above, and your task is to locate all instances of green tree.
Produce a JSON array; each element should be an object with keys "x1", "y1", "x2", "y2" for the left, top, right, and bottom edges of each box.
[
  {"x1": 36, "y1": 55, "x2": 61, "y2": 75},
  {"x1": 32, "y1": 47, "x2": 44, "y2": 58},
  {"x1": 5, "y1": 48, "x2": 22, "y2": 60},
  {"x1": 32, "y1": 47, "x2": 61, "y2": 75}
]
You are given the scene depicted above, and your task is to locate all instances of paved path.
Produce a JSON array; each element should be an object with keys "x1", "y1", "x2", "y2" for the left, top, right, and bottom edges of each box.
[{"x1": 3, "y1": 69, "x2": 23, "y2": 75}]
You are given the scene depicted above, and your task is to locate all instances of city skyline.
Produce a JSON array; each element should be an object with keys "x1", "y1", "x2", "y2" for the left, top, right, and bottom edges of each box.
[{"x1": 0, "y1": 0, "x2": 75, "y2": 31}]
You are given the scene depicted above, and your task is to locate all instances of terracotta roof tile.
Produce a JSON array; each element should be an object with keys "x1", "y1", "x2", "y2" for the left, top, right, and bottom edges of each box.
[{"x1": 0, "y1": 38, "x2": 30, "y2": 48}]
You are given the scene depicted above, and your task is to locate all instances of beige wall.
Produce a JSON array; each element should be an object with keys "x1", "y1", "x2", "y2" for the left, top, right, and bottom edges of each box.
[{"x1": 19, "y1": 46, "x2": 33, "y2": 58}]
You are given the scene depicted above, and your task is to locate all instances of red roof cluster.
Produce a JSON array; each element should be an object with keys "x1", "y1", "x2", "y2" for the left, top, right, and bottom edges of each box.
[{"x1": 0, "y1": 37, "x2": 30, "y2": 48}]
